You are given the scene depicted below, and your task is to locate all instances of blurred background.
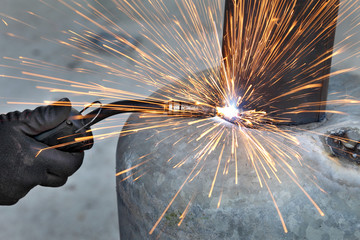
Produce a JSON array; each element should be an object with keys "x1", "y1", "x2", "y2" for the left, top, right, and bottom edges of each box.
[{"x1": 0, "y1": 0, "x2": 359, "y2": 239}]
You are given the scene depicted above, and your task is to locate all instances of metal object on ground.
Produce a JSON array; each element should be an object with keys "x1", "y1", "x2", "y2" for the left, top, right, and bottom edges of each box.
[{"x1": 325, "y1": 128, "x2": 360, "y2": 164}]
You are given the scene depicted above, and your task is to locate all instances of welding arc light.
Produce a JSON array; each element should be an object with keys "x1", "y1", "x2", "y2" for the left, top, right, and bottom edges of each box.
[{"x1": 216, "y1": 105, "x2": 240, "y2": 121}]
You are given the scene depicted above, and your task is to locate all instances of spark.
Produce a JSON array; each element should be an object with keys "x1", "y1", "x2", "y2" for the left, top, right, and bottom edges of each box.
[
  {"x1": 177, "y1": 194, "x2": 196, "y2": 226},
  {"x1": 217, "y1": 189, "x2": 223, "y2": 208},
  {"x1": 0, "y1": 13, "x2": 36, "y2": 29},
  {"x1": 115, "y1": 158, "x2": 152, "y2": 177},
  {"x1": 209, "y1": 143, "x2": 225, "y2": 198},
  {"x1": 1, "y1": 19, "x2": 8, "y2": 26}
]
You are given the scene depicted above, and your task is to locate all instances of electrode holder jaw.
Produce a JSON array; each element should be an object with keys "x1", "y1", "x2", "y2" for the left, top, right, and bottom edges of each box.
[
  {"x1": 34, "y1": 101, "x2": 102, "y2": 152},
  {"x1": 165, "y1": 101, "x2": 217, "y2": 117}
]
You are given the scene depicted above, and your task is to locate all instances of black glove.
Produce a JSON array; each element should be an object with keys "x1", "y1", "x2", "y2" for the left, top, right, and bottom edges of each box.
[{"x1": 0, "y1": 98, "x2": 84, "y2": 205}]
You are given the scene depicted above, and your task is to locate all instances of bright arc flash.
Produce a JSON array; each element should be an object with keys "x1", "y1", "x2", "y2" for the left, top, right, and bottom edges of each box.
[{"x1": 216, "y1": 105, "x2": 239, "y2": 121}]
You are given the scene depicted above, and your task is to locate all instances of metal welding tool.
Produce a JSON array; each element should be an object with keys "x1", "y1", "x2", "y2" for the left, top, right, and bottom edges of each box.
[{"x1": 34, "y1": 100, "x2": 217, "y2": 152}]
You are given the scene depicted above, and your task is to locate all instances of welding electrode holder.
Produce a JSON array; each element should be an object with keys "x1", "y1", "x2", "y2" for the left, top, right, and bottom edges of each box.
[
  {"x1": 34, "y1": 101, "x2": 101, "y2": 152},
  {"x1": 33, "y1": 100, "x2": 216, "y2": 152}
]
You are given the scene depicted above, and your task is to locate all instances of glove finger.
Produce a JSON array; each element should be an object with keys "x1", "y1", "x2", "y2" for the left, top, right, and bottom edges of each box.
[
  {"x1": 36, "y1": 148, "x2": 84, "y2": 178},
  {"x1": 19, "y1": 98, "x2": 72, "y2": 136},
  {"x1": 40, "y1": 173, "x2": 68, "y2": 187}
]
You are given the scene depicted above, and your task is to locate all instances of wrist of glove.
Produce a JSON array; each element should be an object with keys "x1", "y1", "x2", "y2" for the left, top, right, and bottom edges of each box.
[{"x1": 0, "y1": 98, "x2": 84, "y2": 205}]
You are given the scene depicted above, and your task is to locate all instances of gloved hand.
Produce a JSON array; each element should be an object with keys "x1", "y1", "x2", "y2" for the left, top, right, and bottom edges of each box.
[{"x1": 0, "y1": 98, "x2": 84, "y2": 205}]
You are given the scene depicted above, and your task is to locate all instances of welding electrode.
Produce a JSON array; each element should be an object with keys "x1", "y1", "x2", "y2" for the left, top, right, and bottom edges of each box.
[{"x1": 34, "y1": 100, "x2": 216, "y2": 152}]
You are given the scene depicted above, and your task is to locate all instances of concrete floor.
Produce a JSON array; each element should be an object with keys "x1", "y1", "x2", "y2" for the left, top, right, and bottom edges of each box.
[{"x1": 0, "y1": 0, "x2": 359, "y2": 239}]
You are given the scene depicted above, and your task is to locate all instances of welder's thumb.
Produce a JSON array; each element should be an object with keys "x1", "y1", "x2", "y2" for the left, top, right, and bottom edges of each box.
[{"x1": 18, "y1": 98, "x2": 72, "y2": 136}]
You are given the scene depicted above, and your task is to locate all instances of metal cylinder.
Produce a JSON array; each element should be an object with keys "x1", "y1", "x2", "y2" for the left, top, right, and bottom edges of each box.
[
  {"x1": 222, "y1": 0, "x2": 339, "y2": 124},
  {"x1": 115, "y1": 77, "x2": 360, "y2": 239}
]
